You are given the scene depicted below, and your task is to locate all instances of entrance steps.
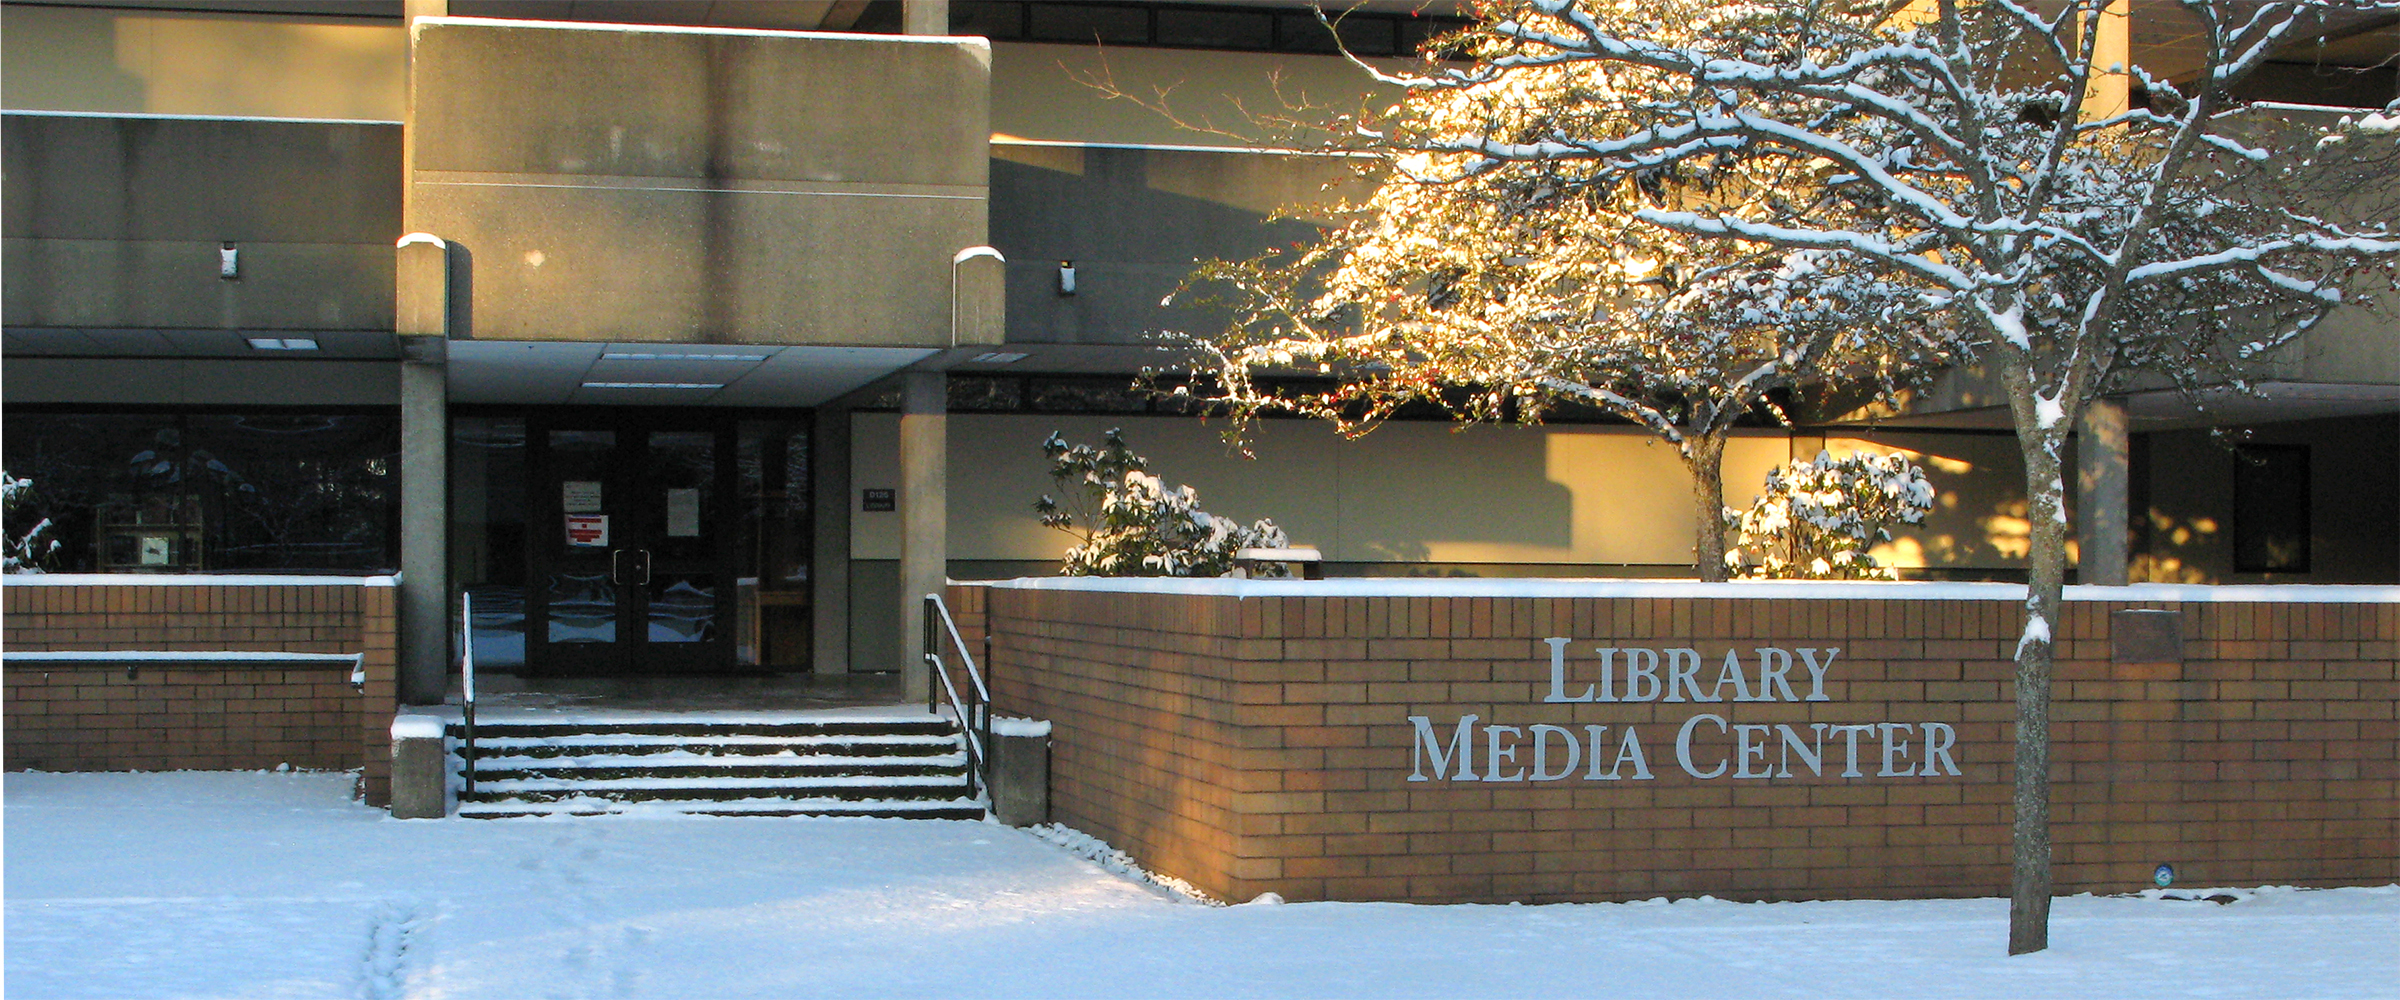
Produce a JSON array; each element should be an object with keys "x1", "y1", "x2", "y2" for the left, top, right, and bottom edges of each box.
[{"x1": 446, "y1": 716, "x2": 984, "y2": 820}]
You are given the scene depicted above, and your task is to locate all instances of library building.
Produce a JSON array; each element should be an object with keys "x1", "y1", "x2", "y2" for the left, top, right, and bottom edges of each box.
[{"x1": 3, "y1": 0, "x2": 2394, "y2": 903}]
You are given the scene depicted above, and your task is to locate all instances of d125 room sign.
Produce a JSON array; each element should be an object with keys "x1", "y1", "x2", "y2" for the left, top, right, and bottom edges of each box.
[{"x1": 1407, "y1": 641, "x2": 1964, "y2": 782}]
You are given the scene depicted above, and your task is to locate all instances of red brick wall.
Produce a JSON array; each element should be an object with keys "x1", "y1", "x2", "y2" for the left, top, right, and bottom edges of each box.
[
  {"x1": 973, "y1": 582, "x2": 2398, "y2": 904},
  {"x1": 3, "y1": 578, "x2": 400, "y2": 804}
]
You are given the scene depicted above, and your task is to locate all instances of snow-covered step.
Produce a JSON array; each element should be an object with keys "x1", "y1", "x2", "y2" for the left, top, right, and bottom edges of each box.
[
  {"x1": 466, "y1": 733, "x2": 961, "y2": 759},
  {"x1": 454, "y1": 795, "x2": 986, "y2": 820},
  {"x1": 467, "y1": 751, "x2": 969, "y2": 783},
  {"x1": 446, "y1": 715, "x2": 984, "y2": 821}
]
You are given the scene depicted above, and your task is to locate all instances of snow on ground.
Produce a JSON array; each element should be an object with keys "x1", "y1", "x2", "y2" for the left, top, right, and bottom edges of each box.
[{"x1": 6, "y1": 772, "x2": 2396, "y2": 1000}]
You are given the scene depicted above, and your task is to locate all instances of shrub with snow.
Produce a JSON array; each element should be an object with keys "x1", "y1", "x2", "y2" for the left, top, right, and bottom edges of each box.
[
  {"x1": 1725, "y1": 451, "x2": 1933, "y2": 581},
  {"x1": 1033, "y1": 429, "x2": 1288, "y2": 578},
  {"x1": 2, "y1": 471, "x2": 62, "y2": 574}
]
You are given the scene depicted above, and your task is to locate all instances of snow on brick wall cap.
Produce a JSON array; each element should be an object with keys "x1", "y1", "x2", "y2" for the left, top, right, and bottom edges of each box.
[
  {"x1": 990, "y1": 717, "x2": 1052, "y2": 737},
  {"x1": 391, "y1": 715, "x2": 447, "y2": 741},
  {"x1": 1, "y1": 573, "x2": 393, "y2": 587},
  {"x1": 979, "y1": 577, "x2": 2400, "y2": 604},
  {"x1": 1236, "y1": 547, "x2": 1322, "y2": 562},
  {"x1": 3, "y1": 650, "x2": 364, "y2": 663}
]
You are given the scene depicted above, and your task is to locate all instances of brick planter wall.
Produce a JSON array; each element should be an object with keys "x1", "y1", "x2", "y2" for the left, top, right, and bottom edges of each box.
[
  {"x1": 964, "y1": 579, "x2": 2399, "y2": 905},
  {"x1": 3, "y1": 577, "x2": 401, "y2": 805}
]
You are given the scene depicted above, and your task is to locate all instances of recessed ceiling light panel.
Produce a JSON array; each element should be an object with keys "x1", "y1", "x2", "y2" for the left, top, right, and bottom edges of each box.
[
  {"x1": 579, "y1": 381, "x2": 726, "y2": 390},
  {"x1": 600, "y1": 352, "x2": 769, "y2": 362},
  {"x1": 246, "y1": 337, "x2": 320, "y2": 351}
]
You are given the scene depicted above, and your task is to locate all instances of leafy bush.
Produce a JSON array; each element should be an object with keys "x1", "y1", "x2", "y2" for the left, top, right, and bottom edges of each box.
[
  {"x1": 1725, "y1": 451, "x2": 1933, "y2": 580},
  {"x1": 1034, "y1": 429, "x2": 1288, "y2": 577}
]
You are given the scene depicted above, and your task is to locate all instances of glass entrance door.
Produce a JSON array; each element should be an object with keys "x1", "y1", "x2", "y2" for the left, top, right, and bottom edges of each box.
[{"x1": 524, "y1": 415, "x2": 737, "y2": 675}]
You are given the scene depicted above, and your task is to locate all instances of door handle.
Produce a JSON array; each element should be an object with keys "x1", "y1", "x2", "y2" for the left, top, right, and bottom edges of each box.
[{"x1": 608, "y1": 549, "x2": 653, "y2": 585}]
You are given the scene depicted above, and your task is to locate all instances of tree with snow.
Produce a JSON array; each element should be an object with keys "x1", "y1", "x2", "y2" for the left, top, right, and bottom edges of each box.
[
  {"x1": 1169, "y1": 8, "x2": 1955, "y2": 581},
  {"x1": 1171, "y1": 0, "x2": 2400, "y2": 952},
  {"x1": 1727, "y1": 451, "x2": 1935, "y2": 580},
  {"x1": 1034, "y1": 429, "x2": 1290, "y2": 578}
]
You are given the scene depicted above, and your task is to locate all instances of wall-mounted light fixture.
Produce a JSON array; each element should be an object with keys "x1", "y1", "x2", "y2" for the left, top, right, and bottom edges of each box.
[
  {"x1": 1057, "y1": 260, "x2": 1077, "y2": 296},
  {"x1": 219, "y1": 242, "x2": 240, "y2": 280}
]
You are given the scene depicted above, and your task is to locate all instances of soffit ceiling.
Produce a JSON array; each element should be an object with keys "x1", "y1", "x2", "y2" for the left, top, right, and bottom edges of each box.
[{"x1": 444, "y1": 341, "x2": 934, "y2": 407}]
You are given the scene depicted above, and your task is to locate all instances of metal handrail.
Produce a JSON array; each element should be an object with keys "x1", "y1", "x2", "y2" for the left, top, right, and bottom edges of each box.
[
  {"x1": 922, "y1": 593, "x2": 992, "y2": 798},
  {"x1": 460, "y1": 590, "x2": 477, "y2": 798}
]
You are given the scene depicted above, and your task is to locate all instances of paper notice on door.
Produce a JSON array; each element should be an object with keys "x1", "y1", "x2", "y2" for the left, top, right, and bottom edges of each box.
[
  {"x1": 565, "y1": 514, "x2": 609, "y2": 547},
  {"x1": 666, "y1": 488, "x2": 701, "y2": 537},
  {"x1": 563, "y1": 480, "x2": 603, "y2": 513}
]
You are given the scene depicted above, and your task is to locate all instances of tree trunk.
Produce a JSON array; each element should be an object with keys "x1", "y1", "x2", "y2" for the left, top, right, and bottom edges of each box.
[
  {"x1": 1685, "y1": 432, "x2": 1731, "y2": 582},
  {"x1": 2008, "y1": 427, "x2": 2069, "y2": 955}
]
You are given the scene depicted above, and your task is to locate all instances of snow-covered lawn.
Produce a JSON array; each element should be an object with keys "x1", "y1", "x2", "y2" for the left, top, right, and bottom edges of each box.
[{"x1": 6, "y1": 772, "x2": 2394, "y2": 1000}]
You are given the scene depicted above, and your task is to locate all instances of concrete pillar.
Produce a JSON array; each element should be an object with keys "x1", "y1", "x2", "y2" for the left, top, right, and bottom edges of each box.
[
  {"x1": 2077, "y1": 396, "x2": 2131, "y2": 586},
  {"x1": 902, "y1": 0, "x2": 949, "y2": 35},
  {"x1": 398, "y1": 342, "x2": 449, "y2": 704},
  {"x1": 813, "y1": 404, "x2": 853, "y2": 675},
  {"x1": 388, "y1": 715, "x2": 449, "y2": 818},
  {"x1": 898, "y1": 371, "x2": 947, "y2": 703},
  {"x1": 2084, "y1": 0, "x2": 2130, "y2": 121}
]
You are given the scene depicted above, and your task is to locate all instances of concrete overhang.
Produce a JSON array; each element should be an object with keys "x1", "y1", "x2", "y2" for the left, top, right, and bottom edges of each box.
[{"x1": 2, "y1": 326, "x2": 401, "y2": 359}]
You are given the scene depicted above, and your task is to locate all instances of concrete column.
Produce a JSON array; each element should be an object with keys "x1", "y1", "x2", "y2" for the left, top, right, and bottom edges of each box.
[
  {"x1": 398, "y1": 342, "x2": 449, "y2": 704},
  {"x1": 902, "y1": 0, "x2": 949, "y2": 35},
  {"x1": 2083, "y1": 0, "x2": 2130, "y2": 121},
  {"x1": 898, "y1": 371, "x2": 947, "y2": 704},
  {"x1": 813, "y1": 404, "x2": 853, "y2": 675},
  {"x1": 2077, "y1": 396, "x2": 2130, "y2": 586}
]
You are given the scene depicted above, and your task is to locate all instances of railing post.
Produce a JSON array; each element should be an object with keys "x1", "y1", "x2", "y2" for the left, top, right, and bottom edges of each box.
[
  {"x1": 461, "y1": 590, "x2": 477, "y2": 799},
  {"x1": 922, "y1": 594, "x2": 939, "y2": 717}
]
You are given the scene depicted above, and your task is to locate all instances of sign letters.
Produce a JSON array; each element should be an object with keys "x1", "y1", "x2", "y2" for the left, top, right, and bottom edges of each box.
[{"x1": 1408, "y1": 640, "x2": 1962, "y2": 783}]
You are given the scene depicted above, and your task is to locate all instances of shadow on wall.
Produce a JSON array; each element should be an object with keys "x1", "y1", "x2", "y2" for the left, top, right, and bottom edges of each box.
[
  {"x1": 1826, "y1": 433, "x2": 2037, "y2": 576},
  {"x1": 990, "y1": 146, "x2": 1344, "y2": 347}
]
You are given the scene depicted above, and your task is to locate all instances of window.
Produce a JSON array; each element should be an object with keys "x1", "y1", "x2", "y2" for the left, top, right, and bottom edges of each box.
[
  {"x1": 3, "y1": 410, "x2": 400, "y2": 574},
  {"x1": 2233, "y1": 444, "x2": 2310, "y2": 573}
]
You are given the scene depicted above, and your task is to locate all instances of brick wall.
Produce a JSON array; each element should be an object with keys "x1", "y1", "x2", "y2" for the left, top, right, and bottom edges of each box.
[
  {"x1": 3, "y1": 577, "x2": 401, "y2": 804},
  {"x1": 968, "y1": 580, "x2": 2399, "y2": 904}
]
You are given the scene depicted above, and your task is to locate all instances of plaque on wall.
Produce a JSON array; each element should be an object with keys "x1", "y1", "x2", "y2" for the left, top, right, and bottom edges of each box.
[
  {"x1": 563, "y1": 481, "x2": 603, "y2": 513},
  {"x1": 861, "y1": 488, "x2": 896, "y2": 512}
]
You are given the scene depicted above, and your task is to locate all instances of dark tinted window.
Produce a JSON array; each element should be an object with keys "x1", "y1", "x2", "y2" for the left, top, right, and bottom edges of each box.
[
  {"x1": 1029, "y1": 3, "x2": 1149, "y2": 44},
  {"x1": 951, "y1": 0, "x2": 1026, "y2": 39},
  {"x1": 1156, "y1": 7, "x2": 1273, "y2": 49},
  {"x1": 2234, "y1": 444, "x2": 2310, "y2": 573},
  {"x1": 3, "y1": 410, "x2": 399, "y2": 574}
]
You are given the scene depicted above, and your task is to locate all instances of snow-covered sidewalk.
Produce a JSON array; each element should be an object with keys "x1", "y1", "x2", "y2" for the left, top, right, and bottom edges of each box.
[{"x1": 5, "y1": 772, "x2": 2394, "y2": 1000}]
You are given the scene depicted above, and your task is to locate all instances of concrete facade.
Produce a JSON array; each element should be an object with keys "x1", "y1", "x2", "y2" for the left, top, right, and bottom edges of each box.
[{"x1": 404, "y1": 18, "x2": 994, "y2": 348}]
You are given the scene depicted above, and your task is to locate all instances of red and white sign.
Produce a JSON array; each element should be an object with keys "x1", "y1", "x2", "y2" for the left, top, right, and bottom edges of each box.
[{"x1": 564, "y1": 514, "x2": 610, "y2": 547}]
